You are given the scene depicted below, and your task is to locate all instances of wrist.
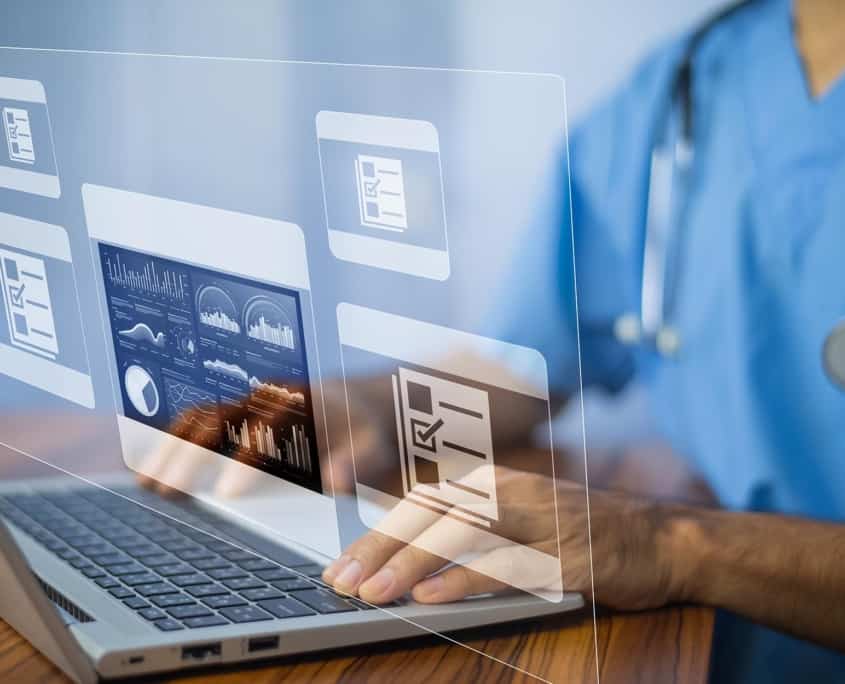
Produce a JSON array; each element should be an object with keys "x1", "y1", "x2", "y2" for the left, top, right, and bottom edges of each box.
[{"x1": 656, "y1": 503, "x2": 716, "y2": 604}]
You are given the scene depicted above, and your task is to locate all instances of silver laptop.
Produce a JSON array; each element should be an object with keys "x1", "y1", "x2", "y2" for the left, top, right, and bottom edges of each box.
[
  {"x1": 0, "y1": 185, "x2": 581, "y2": 681},
  {"x1": 0, "y1": 475, "x2": 581, "y2": 683}
]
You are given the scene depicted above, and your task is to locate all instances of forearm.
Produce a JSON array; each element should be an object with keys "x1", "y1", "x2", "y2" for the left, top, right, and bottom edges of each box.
[{"x1": 666, "y1": 506, "x2": 845, "y2": 650}]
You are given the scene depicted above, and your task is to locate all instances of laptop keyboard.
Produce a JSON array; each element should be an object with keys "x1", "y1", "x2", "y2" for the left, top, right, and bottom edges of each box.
[{"x1": 0, "y1": 487, "x2": 382, "y2": 631}]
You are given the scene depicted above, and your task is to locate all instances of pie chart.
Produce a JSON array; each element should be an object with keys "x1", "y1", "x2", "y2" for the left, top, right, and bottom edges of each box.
[{"x1": 124, "y1": 364, "x2": 160, "y2": 417}]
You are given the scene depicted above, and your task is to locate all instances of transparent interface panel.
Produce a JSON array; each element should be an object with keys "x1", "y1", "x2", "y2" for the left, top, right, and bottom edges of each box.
[
  {"x1": 338, "y1": 304, "x2": 564, "y2": 601},
  {"x1": 0, "y1": 45, "x2": 591, "y2": 683}
]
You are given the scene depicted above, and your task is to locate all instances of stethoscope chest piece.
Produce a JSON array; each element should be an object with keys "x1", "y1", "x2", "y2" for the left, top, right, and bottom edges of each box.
[{"x1": 823, "y1": 320, "x2": 845, "y2": 390}]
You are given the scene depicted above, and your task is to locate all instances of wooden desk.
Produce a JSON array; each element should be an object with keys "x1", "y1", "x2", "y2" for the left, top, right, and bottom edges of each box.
[{"x1": 0, "y1": 605, "x2": 713, "y2": 683}]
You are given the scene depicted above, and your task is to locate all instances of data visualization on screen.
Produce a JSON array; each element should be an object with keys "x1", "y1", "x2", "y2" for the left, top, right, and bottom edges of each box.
[{"x1": 98, "y1": 243, "x2": 322, "y2": 493}]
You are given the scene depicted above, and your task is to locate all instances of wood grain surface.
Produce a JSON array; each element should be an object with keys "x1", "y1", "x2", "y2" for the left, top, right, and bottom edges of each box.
[{"x1": 0, "y1": 604, "x2": 713, "y2": 683}]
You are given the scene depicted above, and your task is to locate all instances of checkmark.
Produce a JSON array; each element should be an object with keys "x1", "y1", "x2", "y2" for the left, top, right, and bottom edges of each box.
[
  {"x1": 364, "y1": 178, "x2": 381, "y2": 197},
  {"x1": 416, "y1": 418, "x2": 444, "y2": 444},
  {"x1": 9, "y1": 282, "x2": 25, "y2": 308}
]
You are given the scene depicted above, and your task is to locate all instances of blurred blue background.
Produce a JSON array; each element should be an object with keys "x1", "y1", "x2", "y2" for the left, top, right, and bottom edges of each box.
[{"x1": 0, "y1": 0, "x2": 728, "y2": 324}]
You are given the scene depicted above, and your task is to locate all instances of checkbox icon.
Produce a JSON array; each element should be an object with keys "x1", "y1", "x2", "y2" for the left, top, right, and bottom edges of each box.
[
  {"x1": 9, "y1": 282, "x2": 25, "y2": 308},
  {"x1": 411, "y1": 417, "x2": 444, "y2": 452}
]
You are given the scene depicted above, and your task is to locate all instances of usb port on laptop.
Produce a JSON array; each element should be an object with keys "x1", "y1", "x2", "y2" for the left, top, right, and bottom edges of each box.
[
  {"x1": 182, "y1": 643, "x2": 221, "y2": 661},
  {"x1": 248, "y1": 636, "x2": 279, "y2": 653}
]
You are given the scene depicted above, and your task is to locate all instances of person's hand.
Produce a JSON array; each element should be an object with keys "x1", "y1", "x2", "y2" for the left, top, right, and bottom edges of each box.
[{"x1": 322, "y1": 456, "x2": 689, "y2": 610}]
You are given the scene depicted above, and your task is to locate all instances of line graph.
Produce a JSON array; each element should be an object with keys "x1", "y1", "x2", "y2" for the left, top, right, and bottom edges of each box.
[
  {"x1": 203, "y1": 358, "x2": 249, "y2": 383},
  {"x1": 118, "y1": 322, "x2": 166, "y2": 348},
  {"x1": 164, "y1": 378, "x2": 218, "y2": 443}
]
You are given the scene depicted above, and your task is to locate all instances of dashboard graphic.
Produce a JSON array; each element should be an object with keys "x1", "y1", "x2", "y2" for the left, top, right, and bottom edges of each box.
[
  {"x1": 197, "y1": 285, "x2": 240, "y2": 334},
  {"x1": 99, "y1": 243, "x2": 322, "y2": 493},
  {"x1": 244, "y1": 297, "x2": 296, "y2": 350},
  {"x1": 104, "y1": 250, "x2": 189, "y2": 304},
  {"x1": 123, "y1": 364, "x2": 159, "y2": 417}
]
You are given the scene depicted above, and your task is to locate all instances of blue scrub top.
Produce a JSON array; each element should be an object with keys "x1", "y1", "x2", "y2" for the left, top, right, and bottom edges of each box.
[{"x1": 493, "y1": 0, "x2": 845, "y2": 679}]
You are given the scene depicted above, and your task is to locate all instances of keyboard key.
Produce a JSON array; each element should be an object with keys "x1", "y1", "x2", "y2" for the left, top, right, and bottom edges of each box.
[
  {"x1": 293, "y1": 564, "x2": 325, "y2": 577},
  {"x1": 142, "y1": 553, "x2": 179, "y2": 568},
  {"x1": 43, "y1": 539, "x2": 70, "y2": 553},
  {"x1": 255, "y1": 567, "x2": 298, "y2": 582},
  {"x1": 290, "y1": 589, "x2": 357, "y2": 614},
  {"x1": 110, "y1": 535, "x2": 149, "y2": 550},
  {"x1": 90, "y1": 552, "x2": 131, "y2": 567},
  {"x1": 202, "y1": 594, "x2": 247, "y2": 609},
  {"x1": 167, "y1": 604, "x2": 212, "y2": 619},
  {"x1": 176, "y1": 547, "x2": 215, "y2": 561},
  {"x1": 69, "y1": 557, "x2": 90, "y2": 569},
  {"x1": 257, "y1": 597, "x2": 316, "y2": 619},
  {"x1": 66, "y1": 534, "x2": 102, "y2": 549},
  {"x1": 125, "y1": 543, "x2": 164, "y2": 558},
  {"x1": 150, "y1": 594, "x2": 195, "y2": 608},
  {"x1": 156, "y1": 563, "x2": 195, "y2": 577},
  {"x1": 273, "y1": 578, "x2": 316, "y2": 592},
  {"x1": 170, "y1": 573, "x2": 211, "y2": 587},
  {"x1": 95, "y1": 576, "x2": 121, "y2": 589},
  {"x1": 122, "y1": 572, "x2": 162, "y2": 586},
  {"x1": 207, "y1": 567, "x2": 247, "y2": 581},
  {"x1": 154, "y1": 618, "x2": 184, "y2": 632},
  {"x1": 156, "y1": 538, "x2": 194, "y2": 552},
  {"x1": 137, "y1": 583, "x2": 178, "y2": 597},
  {"x1": 222, "y1": 577, "x2": 263, "y2": 591},
  {"x1": 236, "y1": 558, "x2": 278, "y2": 572},
  {"x1": 109, "y1": 587, "x2": 134, "y2": 599},
  {"x1": 221, "y1": 549, "x2": 257, "y2": 563},
  {"x1": 186, "y1": 583, "x2": 228, "y2": 598},
  {"x1": 239, "y1": 587, "x2": 284, "y2": 602},
  {"x1": 218, "y1": 605, "x2": 273, "y2": 624},
  {"x1": 183, "y1": 615, "x2": 229, "y2": 629},
  {"x1": 182, "y1": 529, "x2": 217, "y2": 545},
  {"x1": 107, "y1": 562, "x2": 148, "y2": 576},
  {"x1": 190, "y1": 556, "x2": 229, "y2": 571},
  {"x1": 148, "y1": 528, "x2": 186, "y2": 542},
  {"x1": 81, "y1": 566, "x2": 106, "y2": 579},
  {"x1": 123, "y1": 596, "x2": 150, "y2": 610},
  {"x1": 206, "y1": 540, "x2": 236, "y2": 553},
  {"x1": 76, "y1": 542, "x2": 113, "y2": 556},
  {"x1": 138, "y1": 607, "x2": 167, "y2": 621}
]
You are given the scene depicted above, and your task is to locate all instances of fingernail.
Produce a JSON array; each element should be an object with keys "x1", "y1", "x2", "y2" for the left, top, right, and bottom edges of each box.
[
  {"x1": 323, "y1": 554, "x2": 351, "y2": 583},
  {"x1": 414, "y1": 574, "x2": 445, "y2": 601},
  {"x1": 334, "y1": 559, "x2": 363, "y2": 590},
  {"x1": 360, "y1": 567, "x2": 395, "y2": 600}
]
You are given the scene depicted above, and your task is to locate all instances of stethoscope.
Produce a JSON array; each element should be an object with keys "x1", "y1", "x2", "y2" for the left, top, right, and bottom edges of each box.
[{"x1": 610, "y1": 1, "x2": 845, "y2": 389}]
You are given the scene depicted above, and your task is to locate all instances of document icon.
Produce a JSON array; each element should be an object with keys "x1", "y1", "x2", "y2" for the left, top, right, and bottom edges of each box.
[
  {"x1": 356, "y1": 154, "x2": 408, "y2": 231},
  {"x1": 0, "y1": 248, "x2": 59, "y2": 359},
  {"x1": 3, "y1": 107, "x2": 35, "y2": 165},
  {"x1": 393, "y1": 366, "x2": 498, "y2": 526}
]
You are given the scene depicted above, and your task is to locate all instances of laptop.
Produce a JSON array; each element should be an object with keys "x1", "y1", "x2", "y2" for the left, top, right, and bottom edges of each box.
[
  {"x1": 0, "y1": 475, "x2": 581, "y2": 682},
  {"x1": 0, "y1": 184, "x2": 582, "y2": 681}
]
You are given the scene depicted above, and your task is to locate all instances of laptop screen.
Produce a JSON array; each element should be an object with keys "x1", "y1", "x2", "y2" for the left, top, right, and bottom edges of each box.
[{"x1": 97, "y1": 242, "x2": 324, "y2": 495}]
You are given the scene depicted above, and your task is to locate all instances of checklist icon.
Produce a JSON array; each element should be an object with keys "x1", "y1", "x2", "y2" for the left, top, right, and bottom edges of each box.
[
  {"x1": 392, "y1": 367, "x2": 499, "y2": 526},
  {"x1": 355, "y1": 154, "x2": 409, "y2": 231},
  {"x1": 3, "y1": 107, "x2": 36, "y2": 165},
  {"x1": 0, "y1": 249, "x2": 59, "y2": 360}
]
